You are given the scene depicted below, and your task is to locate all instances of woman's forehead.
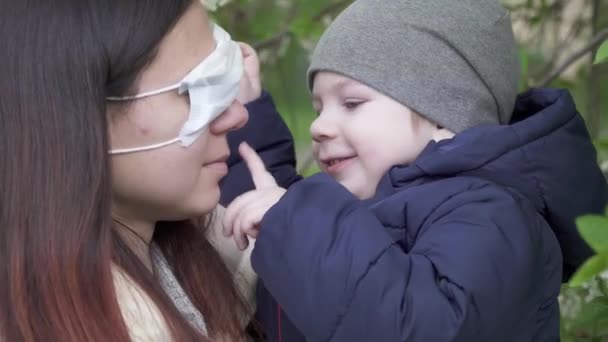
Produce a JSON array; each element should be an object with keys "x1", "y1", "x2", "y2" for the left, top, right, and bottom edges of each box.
[{"x1": 136, "y1": 2, "x2": 215, "y2": 92}]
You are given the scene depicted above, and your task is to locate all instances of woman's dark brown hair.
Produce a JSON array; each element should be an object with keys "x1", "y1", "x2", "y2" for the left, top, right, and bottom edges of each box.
[{"x1": 0, "y1": 0, "x2": 249, "y2": 340}]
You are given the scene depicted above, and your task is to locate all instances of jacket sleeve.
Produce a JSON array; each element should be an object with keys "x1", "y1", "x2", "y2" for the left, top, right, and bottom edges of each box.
[
  {"x1": 219, "y1": 91, "x2": 302, "y2": 206},
  {"x1": 251, "y1": 174, "x2": 547, "y2": 341}
]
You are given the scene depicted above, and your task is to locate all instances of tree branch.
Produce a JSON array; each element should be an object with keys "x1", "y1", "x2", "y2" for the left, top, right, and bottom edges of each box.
[
  {"x1": 532, "y1": 18, "x2": 586, "y2": 83},
  {"x1": 252, "y1": 0, "x2": 349, "y2": 51},
  {"x1": 252, "y1": 30, "x2": 292, "y2": 50},
  {"x1": 252, "y1": 3, "x2": 300, "y2": 51},
  {"x1": 537, "y1": 28, "x2": 608, "y2": 87}
]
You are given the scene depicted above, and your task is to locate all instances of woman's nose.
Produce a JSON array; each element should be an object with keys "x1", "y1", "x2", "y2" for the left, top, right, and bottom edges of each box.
[{"x1": 209, "y1": 100, "x2": 249, "y2": 135}]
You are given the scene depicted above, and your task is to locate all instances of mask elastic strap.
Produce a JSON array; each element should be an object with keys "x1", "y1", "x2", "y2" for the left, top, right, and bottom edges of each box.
[
  {"x1": 109, "y1": 137, "x2": 181, "y2": 155},
  {"x1": 106, "y1": 82, "x2": 181, "y2": 101}
]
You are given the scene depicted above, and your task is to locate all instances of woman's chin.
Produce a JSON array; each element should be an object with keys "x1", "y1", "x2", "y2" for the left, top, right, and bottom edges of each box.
[{"x1": 192, "y1": 185, "x2": 221, "y2": 214}]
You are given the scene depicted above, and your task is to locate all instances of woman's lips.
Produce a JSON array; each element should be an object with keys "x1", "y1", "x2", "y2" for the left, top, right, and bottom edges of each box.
[
  {"x1": 203, "y1": 154, "x2": 229, "y2": 175},
  {"x1": 204, "y1": 161, "x2": 228, "y2": 174}
]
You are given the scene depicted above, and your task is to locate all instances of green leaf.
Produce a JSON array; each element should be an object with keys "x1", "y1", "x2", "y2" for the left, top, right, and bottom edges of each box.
[
  {"x1": 593, "y1": 139, "x2": 608, "y2": 152},
  {"x1": 576, "y1": 215, "x2": 608, "y2": 253},
  {"x1": 594, "y1": 40, "x2": 608, "y2": 65},
  {"x1": 518, "y1": 48, "x2": 529, "y2": 91},
  {"x1": 289, "y1": 1, "x2": 332, "y2": 38},
  {"x1": 571, "y1": 295, "x2": 608, "y2": 331},
  {"x1": 569, "y1": 253, "x2": 608, "y2": 287}
]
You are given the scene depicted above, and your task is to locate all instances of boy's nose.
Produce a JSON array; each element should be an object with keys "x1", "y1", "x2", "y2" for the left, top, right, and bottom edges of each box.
[
  {"x1": 209, "y1": 100, "x2": 249, "y2": 135},
  {"x1": 310, "y1": 114, "x2": 338, "y2": 143}
]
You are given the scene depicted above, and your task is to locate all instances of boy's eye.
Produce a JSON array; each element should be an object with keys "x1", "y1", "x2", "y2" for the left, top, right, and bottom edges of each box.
[{"x1": 344, "y1": 100, "x2": 364, "y2": 110}]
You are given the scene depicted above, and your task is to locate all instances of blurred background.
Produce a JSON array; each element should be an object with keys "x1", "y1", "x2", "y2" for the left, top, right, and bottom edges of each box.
[{"x1": 207, "y1": 0, "x2": 608, "y2": 339}]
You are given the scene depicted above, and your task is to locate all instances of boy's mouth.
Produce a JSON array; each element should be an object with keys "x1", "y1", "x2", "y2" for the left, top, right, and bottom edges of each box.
[{"x1": 322, "y1": 156, "x2": 356, "y2": 175}]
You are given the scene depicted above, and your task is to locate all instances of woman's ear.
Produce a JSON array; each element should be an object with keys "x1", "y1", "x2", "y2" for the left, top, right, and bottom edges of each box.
[{"x1": 431, "y1": 124, "x2": 456, "y2": 142}]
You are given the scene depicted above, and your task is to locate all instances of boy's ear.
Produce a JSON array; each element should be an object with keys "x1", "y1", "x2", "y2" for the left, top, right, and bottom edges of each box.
[{"x1": 431, "y1": 124, "x2": 456, "y2": 142}]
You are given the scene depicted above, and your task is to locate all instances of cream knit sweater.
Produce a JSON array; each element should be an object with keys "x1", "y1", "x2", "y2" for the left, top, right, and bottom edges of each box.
[{"x1": 113, "y1": 205, "x2": 257, "y2": 341}]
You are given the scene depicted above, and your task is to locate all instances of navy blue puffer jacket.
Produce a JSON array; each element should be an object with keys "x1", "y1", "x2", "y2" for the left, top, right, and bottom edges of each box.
[{"x1": 243, "y1": 88, "x2": 606, "y2": 341}]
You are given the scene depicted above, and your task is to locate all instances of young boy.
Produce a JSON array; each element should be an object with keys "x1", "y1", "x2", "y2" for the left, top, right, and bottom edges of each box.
[{"x1": 224, "y1": 0, "x2": 607, "y2": 340}]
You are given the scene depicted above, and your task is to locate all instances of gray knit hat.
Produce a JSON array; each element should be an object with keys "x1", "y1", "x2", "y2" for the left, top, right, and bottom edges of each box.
[{"x1": 308, "y1": 0, "x2": 520, "y2": 133}]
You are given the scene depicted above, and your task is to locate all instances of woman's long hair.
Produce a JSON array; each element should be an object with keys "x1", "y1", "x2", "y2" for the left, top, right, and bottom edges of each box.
[{"x1": 0, "y1": 0, "x2": 250, "y2": 340}]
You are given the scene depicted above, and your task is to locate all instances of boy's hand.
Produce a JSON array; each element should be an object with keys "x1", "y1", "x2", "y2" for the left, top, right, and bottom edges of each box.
[
  {"x1": 236, "y1": 42, "x2": 262, "y2": 104},
  {"x1": 223, "y1": 142, "x2": 286, "y2": 250}
]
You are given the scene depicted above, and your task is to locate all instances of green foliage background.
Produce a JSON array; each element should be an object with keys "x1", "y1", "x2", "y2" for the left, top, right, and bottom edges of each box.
[{"x1": 208, "y1": 0, "x2": 608, "y2": 339}]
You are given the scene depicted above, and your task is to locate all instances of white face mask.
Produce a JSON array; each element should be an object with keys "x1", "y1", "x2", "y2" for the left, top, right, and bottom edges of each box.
[{"x1": 107, "y1": 24, "x2": 243, "y2": 155}]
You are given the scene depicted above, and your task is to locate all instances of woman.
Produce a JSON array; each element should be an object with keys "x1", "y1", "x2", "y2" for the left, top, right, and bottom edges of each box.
[{"x1": 0, "y1": 0, "x2": 297, "y2": 340}]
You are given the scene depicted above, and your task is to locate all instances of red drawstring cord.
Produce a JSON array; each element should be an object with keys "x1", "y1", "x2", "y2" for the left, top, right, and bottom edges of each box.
[{"x1": 277, "y1": 304, "x2": 283, "y2": 342}]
